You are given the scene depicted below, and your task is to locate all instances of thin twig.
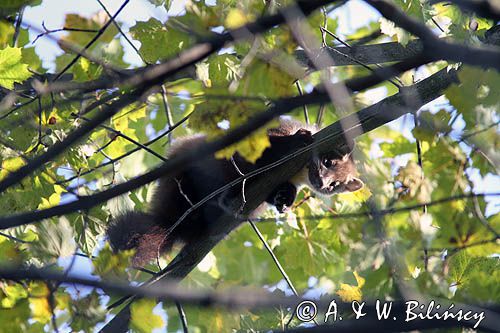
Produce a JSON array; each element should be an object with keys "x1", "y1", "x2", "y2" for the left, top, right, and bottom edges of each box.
[
  {"x1": 79, "y1": 115, "x2": 166, "y2": 161},
  {"x1": 55, "y1": 112, "x2": 192, "y2": 186},
  {"x1": 248, "y1": 220, "x2": 305, "y2": 324},
  {"x1": 295, "y1": 81, "x2": 309, "y2": 124},
  {"x1": 249, "y1": 219, "x2": 322, "y2": 327},
  {"x1": 160, "y1": 85, "x2": 174, "y2": 145},
  {"x1": 12, "y1": 7, "x2": 24, "y2": 47},
  {"x1": 175, "y1": 301, "x2": 189, "y2": 333},
  {"x1": 412, "y1": 111, "x2": 429, "y2": 270},
  {"x1": 32, "y1": 22, "x2": 99, "y2": 44},
  {"x1": 95, "y1": 0, "x2": 146, "y2": 65},
  {"x1": 254, "y1": 192, "x2": 500, "y2": 223},
  {"x1": 54, "y1": 0, "x2": 131, "y2": 81}
]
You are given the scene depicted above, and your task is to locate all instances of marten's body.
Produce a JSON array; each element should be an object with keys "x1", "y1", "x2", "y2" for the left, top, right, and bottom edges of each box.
[{"x1": 107, "y1": 119, "x2": 363, "y2": 266}]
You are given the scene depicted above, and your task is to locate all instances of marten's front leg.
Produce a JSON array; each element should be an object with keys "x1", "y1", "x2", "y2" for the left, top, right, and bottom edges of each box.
[
  {"x1": 258, "y1": 127, "x2": 313, "y2": 213},
  {"x1": 266, "y1": 182, "x2": 297, "y2": 213}
]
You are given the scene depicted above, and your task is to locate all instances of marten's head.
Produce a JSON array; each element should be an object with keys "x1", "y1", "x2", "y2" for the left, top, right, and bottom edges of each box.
[{"x1": 307, "y1": 152, "x2": 363, "y2": 196}]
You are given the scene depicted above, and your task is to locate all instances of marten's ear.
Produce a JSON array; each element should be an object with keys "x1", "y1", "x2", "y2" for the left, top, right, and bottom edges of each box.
[
  {"x1": 342, "y1": 152, "x2": 352, "y2": 162},
  {"x1": 345, "y1": 177, "x2": 363, "y2": 192}
]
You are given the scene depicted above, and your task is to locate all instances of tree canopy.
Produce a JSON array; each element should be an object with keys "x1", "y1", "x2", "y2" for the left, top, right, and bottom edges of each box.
[{"x1": 0, "y1": 0, "x2": 498, "y2": 332}]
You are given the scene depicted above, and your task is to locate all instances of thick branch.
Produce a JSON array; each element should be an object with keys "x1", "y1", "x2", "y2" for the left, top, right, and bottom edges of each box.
[
  {"x1": 0, "y1": 266, "x2": 497, "y2": 332},
  {"x1": 100, "y1": 66, "x2": 460, "y2": 332},
  {"x1": 0, "y1": 0, "x2": 341, "y2": 195},
  {"x1": 0, "y1": 266, "x2": 299, "y2": 310},
  {"x1": 295, "y1": 39, "x2": 423, "y2": 67},
  {"x1": 0, "y1": 56, "x2": 427, "y2": 229},
  {"x1": 433, "y1": 0, "x2": 500, "y2": 21},
  {"x1": 365, "y1": 0, "x2": 500, "y2": 70}
]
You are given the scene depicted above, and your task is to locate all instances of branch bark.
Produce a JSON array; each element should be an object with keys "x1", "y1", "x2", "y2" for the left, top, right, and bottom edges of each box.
[
  {"x1": 100, "y1": 66, "x2": 461, "y2": 332},
  {"x1": 0, "y1": 266, "x2": 497, "y2": 332},
  {"x1": 0, "y1": 0, "x2": 342, "y2": 195},
  {"x1": 0, "y1": 55, "x2": 427, "y2": 229},
  {"x1": 365, "y1": 0, "x2": 500, "y2": 70}
]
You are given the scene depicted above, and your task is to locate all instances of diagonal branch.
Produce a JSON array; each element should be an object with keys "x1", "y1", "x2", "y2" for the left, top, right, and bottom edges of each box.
[
  {"x1": 364, "y1": 0, "x2": 500, "y2": 70},
  {"x1": 40, "y1": 0, "x2": 341, "y2": 95},
  {"x1": 0, "y1": 266, "x2": 498, "y2": 333},
  {"x1": 0, "y1": 56, "x2": 429, "y2": 229},
  {"x1": 99, "y1": 65, "x2": 460, "y2": 332},
  {"x1": 431, "y1": 0, "x2": 500, "y2": 21},
  {"x1": 0, "y1": 0, "x2": 341, "y2": 195}
]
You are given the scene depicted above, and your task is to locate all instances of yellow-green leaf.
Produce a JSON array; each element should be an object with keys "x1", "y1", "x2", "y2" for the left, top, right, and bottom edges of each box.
[
  {"x1": 336, "y1": 271, "x2": 365, "y2": 302},
  {"x1": 0, "y1": 46, "x2": 32, "y2": 89},
  {"x1": 225, "y1": 9, "x2": 248, "y2": 29},
  {"x1": 130, "y1": 299, "x2": 164, "y2": 333}
]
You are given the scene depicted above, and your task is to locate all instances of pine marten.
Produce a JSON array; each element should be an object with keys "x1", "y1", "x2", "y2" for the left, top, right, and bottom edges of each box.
[{"x1": 107, "y1": 119, "x2": 364, "y2": 266}]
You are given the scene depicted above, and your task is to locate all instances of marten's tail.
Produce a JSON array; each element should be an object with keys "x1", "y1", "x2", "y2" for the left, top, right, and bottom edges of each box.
[{"x1": 107, "y1": 211, "x2": 171, "y2": 267}]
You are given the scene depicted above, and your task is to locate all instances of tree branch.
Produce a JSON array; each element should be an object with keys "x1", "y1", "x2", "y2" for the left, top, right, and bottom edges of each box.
[
  {"x1": 431, "y1": 0, "x2": 500, "y2": 21},
  {"x1": 53, "y1": 0, "x2": 130, "y2": 81},
  {"x1": 0, "y1": 266, "x2": 497, "y2": 332},
  {"x1": 364, "y1": 0, "x2": 500, "y2": 70},
  {"x1": 99, "y1": 65, "x2": 461, "y2": 332},
  {"x1": 0, "y1": 0, "x2": 343, "y2": 195},
  {"x1": 0, "y1": 266, "x2": 300, "y2": 310},
  {"x1": 39, "y1": 0, "x2": 341, "y2": 95},
  {"x1": 0, "y1": 54, "x2": 429, "y2": 229}
]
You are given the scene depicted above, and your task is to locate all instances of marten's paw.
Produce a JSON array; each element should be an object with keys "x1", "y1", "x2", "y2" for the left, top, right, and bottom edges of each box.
[{"x1": 272, "y1": 182, "x2": 297, "y2": 213}]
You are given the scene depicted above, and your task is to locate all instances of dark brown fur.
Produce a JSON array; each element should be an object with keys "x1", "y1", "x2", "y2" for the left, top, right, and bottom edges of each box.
[{"x1": 107, "y1": 119, "x2": 363, "y2": 266}]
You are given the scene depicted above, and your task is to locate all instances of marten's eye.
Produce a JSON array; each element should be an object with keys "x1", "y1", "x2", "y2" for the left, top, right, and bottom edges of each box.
[{"x1": 322, "y1": 158, "x2": 333, "y2": 168}]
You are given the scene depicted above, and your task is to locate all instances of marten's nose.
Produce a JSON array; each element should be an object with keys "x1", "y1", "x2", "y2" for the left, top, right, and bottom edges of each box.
[{"x1": 330, "y1": 181, "x2": 341, "y2": 189}]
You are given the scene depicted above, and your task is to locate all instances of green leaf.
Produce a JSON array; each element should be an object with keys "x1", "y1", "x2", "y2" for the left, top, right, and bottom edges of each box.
[
  {"x1": 395, "y1": 161, "x2": 435, "y2": 203},
  {"x1": 60, "y1": 12, "x2": 118, "y2": 49},
  {"x1": 188, "y1": 93, "x2": 272, "y2": 162},
  {"x1": 71, "y1": 57, "x2": 102, "y2": 82},
  {"x1": 68, "y1": 291, "x2": 106, "y2": 333},
  {"x1": 28, "y1": 217, "x2": 75, "y2": 261},
  {"x1": 445, "y1": 66, "x2": 500, "y2": 129},
  {"x1": 130, "y1": 18, "x2": 192, "y2": 63},
  {"x1": 449, "y1": 252, "x2": 500, "y2": 302},
  {"x1": 0, "y1": 0, "x2": 38, "y2": 16},
  {"x1": 239, "y1": 60, "x2": 296, "y2": 98},
  {"x1": 93, "y1": 245, "x2": 133, "y2": 279},
  {"x1": 0, "y1": 299, "x2": 30, "y2": 333},
  {"x1": 0, "y1": 21, "x2": 15, "y2": 48},
  {"x1": 21, "y1": 47, "x2": 43, "y2": 72},
  {"x1": 130, "y1": 299, "x2": 164, "y2": 333},
  {"x1": 412, "y1": 109, "x2": 451, "y2": 142},
  {"x1": 207, "y1": 54, "x2": 240, "y2": 87},
  {"x1": 380, "y1": 136, "x2": 416, "y2": 157},
  {"x1": 0, "y1": 46, "x2": 32, "y2": 89},
  {"x1": 394, "y1": 0, "x2": 424, "y2": 22}
]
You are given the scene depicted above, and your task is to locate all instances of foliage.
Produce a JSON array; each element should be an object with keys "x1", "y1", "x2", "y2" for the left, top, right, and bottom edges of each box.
[{"x1": 0, "y1": 0, "x2": 498, "y2": 332}]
